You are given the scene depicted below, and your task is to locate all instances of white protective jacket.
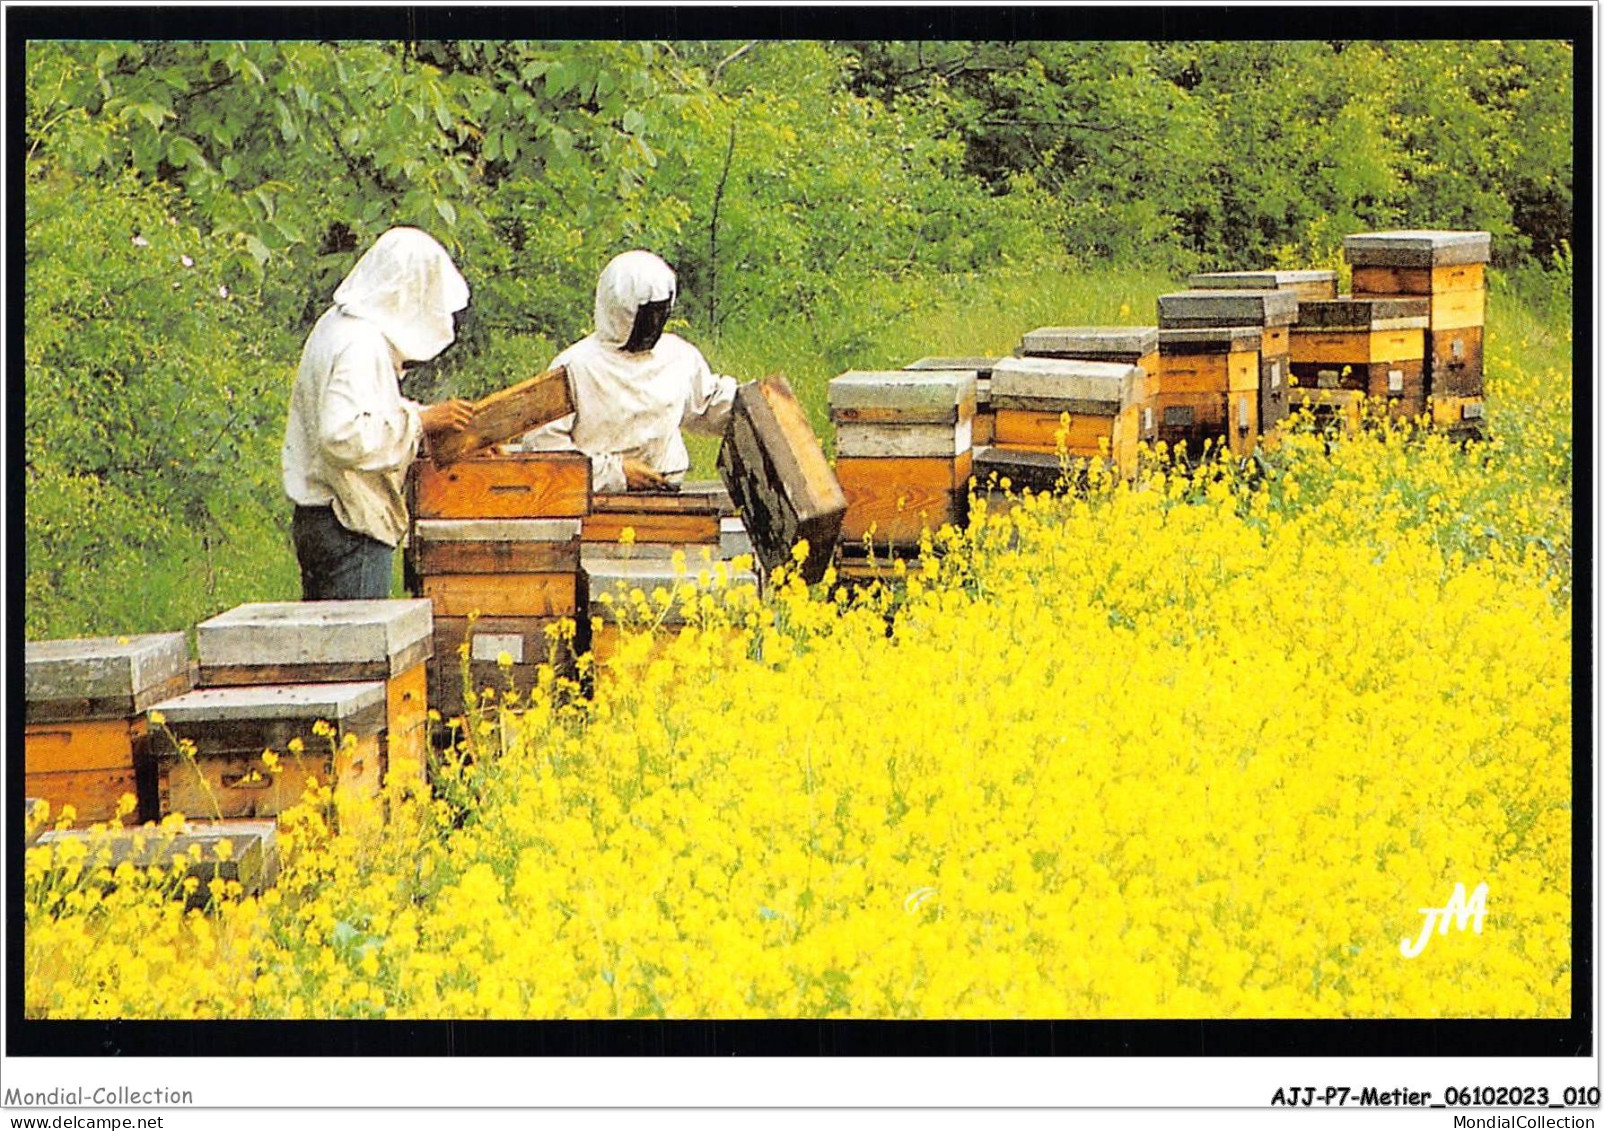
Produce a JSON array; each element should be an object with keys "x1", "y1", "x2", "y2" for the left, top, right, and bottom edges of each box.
[
  {"x1": 518, "y1": 250, "x2": 737, "y2": 493},
  {"x1": 282, "y1": 227, "x2": 470, "y2": 546}
]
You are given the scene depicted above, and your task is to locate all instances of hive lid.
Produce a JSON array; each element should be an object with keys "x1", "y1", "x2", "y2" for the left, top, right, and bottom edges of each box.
[
  {"x1": 148, "y1": 681, "x2": 386, "y2": 724},
  {"x1": 1188, "y1": 270, "x2": 1338, "y2": 291},
  {"x1": 828, "y1": 370, "x2": 977, "y2": 413},
  {"x1": 990, "y1": 357, "x2": 1140, "y2": 411},
  {"x1": 26, "y1": 632, "x2": 190, "y2": 707},
  {"x1": 413, "y1": 518, "x2": 583, "y2": 542},
  {"x1": 1158, "y1": 289, "x2": 1299, "y2": 328},
  {"x1": 1342, "y1": 230, "x2": 1492, "y2": 268},
  {"x1": 1018, "y1": 326, "x2": 1158, "y2": 357},
  {"x1": 196, "y1": 600, "x2": 433, "y2": 671},
  {"x1": 1295, "y1": 296, "x2": 1430, "y2": 330}
]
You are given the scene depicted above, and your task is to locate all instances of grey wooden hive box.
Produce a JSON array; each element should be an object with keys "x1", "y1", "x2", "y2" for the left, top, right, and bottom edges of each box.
[
  {"x1": 989, "y1": 357, "x2": 1139, "y2": 414},
  {"x1": 827, "y1": 370, "x2": 977, "y2": 424},
  {"x1": 1018, "y1": 326, "x2": 1158, "y2": 358},
  {"x1": 1342, "y1": 230, "x2": 1492, "y2": 268},
  {"x1": 1188, "y1": 270, "x2": 1338, "y2": 300},
  {"x1": 196, "y1": 599, "x2": 434, "y2": 683},
  {"x1": 26, "y1": 633, "x2": 192, "y2": 723},
  {"x1": 1296, "y1": 297, "x2": 1430, "y2": 331},
  {"x1": 1158, "y1": 289, "x2": 1299, "y2": 329}
]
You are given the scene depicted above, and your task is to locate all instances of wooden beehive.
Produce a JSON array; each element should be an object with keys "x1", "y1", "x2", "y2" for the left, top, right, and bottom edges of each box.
[
  {"x1": 1291, "y1": 297, "x2": 1429, "y2": 421},
  {"x1": 148, "y1": 682, "x2": 388, "y2": 821},
  {"x1": 1188, "y1": 270, "x2": 1339, "y2": 303},
  {"x1": 33, "y1": 820, "x2": 281, "y2": 910},
  {"x1": 584, "y1": 491, "x2": 722, "y2": 546},
  {"x1": 1428, "y1": 326, "x2": 1485, "y2": 397},
  {"x1": 196, "y1": 600, "x2": 434, "y2": 789},
  {"x1": 989, "y1": 356, "x2": 1144, "y2": 474},
  {"x1": 828, "y1": 370, "x2": 976, "y2": 547},
  {"x1": 717, "y1": 375, "x2": 846, "y2": 583},
  {"x1": 1346, "y1": 230, "x2": 1491, "y2": 401},
  {"x1": 25, "y1": 633, "x2": 192, "y2": 823},
  {"x1": 904, "y1": 357, "x2": 998, "y2": 446},
  {"x1": 584, "y1": 558, "x2": 760, "y2": 664},
  {"x1": 412, "y1": 448, "x2": 592, "y2": 520},
  {"x1": 835, "y1": 451, "x2": 973, "y2": 545},
  {"x1": 1154, "y1": 328, "x2": 1261, "y2": 458},
  {"x1": 411, "y1": 517, "x2": 582, "y2": 575}
]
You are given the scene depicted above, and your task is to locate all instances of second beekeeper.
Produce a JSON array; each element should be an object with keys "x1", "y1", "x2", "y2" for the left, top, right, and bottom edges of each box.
[{"x1": 517, "y1": 250, "x2": 737, "y2": 491}]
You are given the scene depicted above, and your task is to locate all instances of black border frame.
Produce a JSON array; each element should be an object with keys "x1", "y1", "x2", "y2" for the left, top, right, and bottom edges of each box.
[{"x1": 5, "y1": 3, "x2": 1593, "y2": 1060}]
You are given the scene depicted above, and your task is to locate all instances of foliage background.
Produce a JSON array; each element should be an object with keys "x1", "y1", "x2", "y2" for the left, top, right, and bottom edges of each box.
[{"x1": 22, "y1": 38, "x2": 1574, "y2": 638}]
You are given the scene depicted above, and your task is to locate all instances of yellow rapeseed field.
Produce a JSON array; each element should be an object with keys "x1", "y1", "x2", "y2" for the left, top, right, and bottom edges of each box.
[{"x1": 24, "y1": 307, "x2": 1572, "y2": 1021}]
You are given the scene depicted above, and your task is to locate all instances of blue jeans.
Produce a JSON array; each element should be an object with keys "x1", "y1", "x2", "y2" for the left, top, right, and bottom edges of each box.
[{"x1": 292, "y1": 505, "x2": 394, "y2": 600}]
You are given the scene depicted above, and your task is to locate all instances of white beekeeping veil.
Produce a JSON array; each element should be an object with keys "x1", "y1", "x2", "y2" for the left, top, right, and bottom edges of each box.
[
  {"x1": 593, "y1": 250, "x2": 676, "y2": 348},
  {"x1": 333, "y1": 227, "x2": 470, "y2": 362}
]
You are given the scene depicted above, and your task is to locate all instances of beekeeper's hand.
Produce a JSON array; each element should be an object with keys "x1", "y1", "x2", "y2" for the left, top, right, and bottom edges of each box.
[
  {"x1": 623, "y1": 458, "x2": 671, "y2": 491},
  {"x1": 420, "y1": 399, "x2": 475, "y2": 436}
]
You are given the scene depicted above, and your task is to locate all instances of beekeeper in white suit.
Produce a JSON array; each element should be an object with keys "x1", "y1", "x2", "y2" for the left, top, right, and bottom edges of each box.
[
  {"x1": 518, "y1": 250, "x2": 738, "y2": 492},
  {"x1": 283, "y1": 226, "x2": 475, "y2": 600}
]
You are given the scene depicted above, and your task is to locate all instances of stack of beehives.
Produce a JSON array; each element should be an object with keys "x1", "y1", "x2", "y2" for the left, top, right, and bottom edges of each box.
[
  {"x1": 974, "y1": 356, "x2": 1143, "y2": 499},
  {"x1": 827, "y1": 369, "x2": 976, "y2": 580},
  {"x1": 1153, "y1": 288, "x2": 1299, "y2": 460},
  {"x1": 184, "y1": 600, "x2": 434, "y2": 801},
  {"x1": 407, "y1": 448, "x2": 591, "y2": 716},
  {"x1": 1345, "y1": 230, "x2": 1491, "y2": 438},
  {"x1": 1289, "y1": 295, "x2": 1431, "y2": 429},
  {"x1": 1013, "y1": 326, "x2": 1157, "y2": 478}
]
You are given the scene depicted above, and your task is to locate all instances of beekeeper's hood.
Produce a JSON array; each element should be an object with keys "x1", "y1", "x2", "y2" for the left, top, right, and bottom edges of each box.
[
  {"x1": 594, "y1": 250, "x2": 677, "y2": 349},
  {"x1": 333, "y1": 227, "x2": 470, "y2": 362}
]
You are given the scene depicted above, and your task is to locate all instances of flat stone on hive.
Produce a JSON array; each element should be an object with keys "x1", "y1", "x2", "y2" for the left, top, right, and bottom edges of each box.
[
  {"x1": 1018, "y1": 326, "x2": 1158, "y2": 357},
  {"x1": 905, "y1": 356, "x2": 999, "y2": 377},
  {"x1": 989, "y1": 357, "x2": 1139, "y2": 413},
  {"x1": 1342, "y1": 230, "x2": 1492, "y2": 268},
  {"x1": 196, "y1": 600, "x2": 433, "y2": 674},
  {"x1": 26, "y1": 633, "x2": 191, "y2": 713},
  {"x1": 828, "y1": 370, "x2": 977, "y2": 419}
]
